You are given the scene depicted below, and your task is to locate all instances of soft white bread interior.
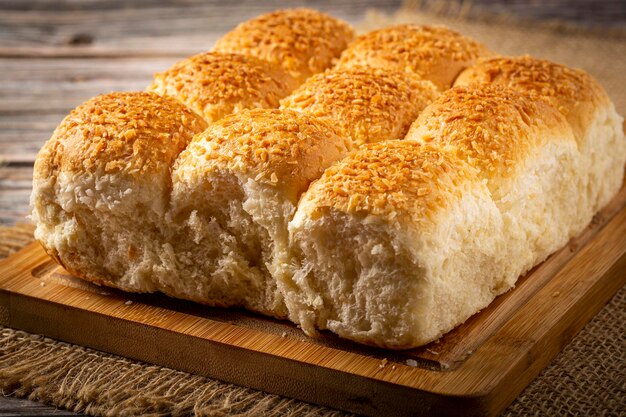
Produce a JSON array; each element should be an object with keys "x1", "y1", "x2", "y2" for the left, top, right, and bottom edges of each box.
[
  {"x1": 284, "y1": 141, "x2": 504, "y2": 348},
  {"x1": 335, "y1": 25, "x2": 491, "y2": 91},
  {"x1": 147, "y1": 52, "x2": 298, "y2": 124},
  {"x1": 166, "y1": 108, "x2": 350, "y2": 317},
  {"x1": 406, "y1": 85, "x2": 581, "y2": 284},
  {"x1": 213, "y1": 8, "x2": 355, "y2": 84},
  {"x1": 31, "y1": 92, "x2": 207, "y2": 291},
  {"x1": 454, "y1": 56, "x2": 626, "y2": 215},
  {"x1": 279, "y1": 67, "x2": 439, "y2": 147}
]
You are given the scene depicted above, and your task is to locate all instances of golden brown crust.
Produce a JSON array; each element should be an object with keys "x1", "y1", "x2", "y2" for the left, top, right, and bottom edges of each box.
[
  {"x1": 213, "y1": 8, "x2": 355, "y2": 83},
  {"x1": 180, "y1": 108, "x2": 349, "y2": 202},
  {"x1": 147, "y1": 52, "x2": 298, "y2": 123},
  {"x1": 34, "y1": 92, "x2": 207, "y2": 180},
  {"x1": 453, "y1": 55, "x2": 609, "y2": 140},
  {"x1": 301, "y1": 140, "x2": 477, "y2": 225},
  {"x1": 336, "y1": 25, "x2": 490, "y2": 91},
  {"x1": 406, "y1": 85, "x2": 572, "y2": 177},
  {"x1": 279, "y1": 67, "x2": 439, "y2": 147}
]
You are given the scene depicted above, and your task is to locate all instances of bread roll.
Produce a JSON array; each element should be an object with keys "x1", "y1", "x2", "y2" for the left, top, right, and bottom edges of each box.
[
  {"x1": 213, "y1": 8, "x2": 355, "y2": 84},
  {"x1": 454, "y1": 56, "x2": 626, "y2": 214},
  {"x1": 166, "y1": 108, "x2": 350, "y2": 316},
  {"x1": 406, "y1": 85, "x2": 580, "y2": 284},
  {"x1": 335, "y1": 25, "x2": 490, "y2": 91},
  {"x1": 285, "y1": 141, "x2": 504, "y2": 348},
  {"x1": 31, "y1": 92, "x2": 207, "y2": 292},
  {"x1": 279, "y1": 68, "x2": 439, "y2": 147},
  {"x1": 148, "y1": 52, "x2": 298, "y2": 123}
]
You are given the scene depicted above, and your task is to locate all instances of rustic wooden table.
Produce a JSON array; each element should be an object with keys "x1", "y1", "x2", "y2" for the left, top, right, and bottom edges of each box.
[{"x1": 0, "y1": 1, "x2": 622, "y2": 415}]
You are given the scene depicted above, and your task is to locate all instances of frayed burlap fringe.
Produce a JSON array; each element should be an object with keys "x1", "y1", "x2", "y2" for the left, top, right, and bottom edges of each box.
[{"x1": 0, "y1": 328, "x2": 349, "y2": 417}]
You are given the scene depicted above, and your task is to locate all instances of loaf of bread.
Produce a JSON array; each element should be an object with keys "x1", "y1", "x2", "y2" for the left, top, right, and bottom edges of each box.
[{"x1": 31, "y1": 8, "x2": 625, "y2": 349}]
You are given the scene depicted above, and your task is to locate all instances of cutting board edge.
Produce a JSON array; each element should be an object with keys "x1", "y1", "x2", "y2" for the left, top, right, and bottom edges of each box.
[{"x1": 0, "y1": 285, "x2": 497, "y2": 417}]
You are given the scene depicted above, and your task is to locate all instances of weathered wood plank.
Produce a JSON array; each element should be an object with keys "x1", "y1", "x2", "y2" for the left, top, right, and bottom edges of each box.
[
  {"x1": 0, "y1": 0, "x2": 401, "y2": 56},
  {"x1": 0, "y1": 81, "x2": 147, "y2": 113},
  {"x1": 0, "y1": 395, "x2": 78, "y2": 417},
  {"x1": 0, "y1": 57, "x2": 180, "y2": 163},
  {"x1": 0, "y1": 165, "x2": 32, "y2": 186},
  {"x1": 0, "y1": 57, "x2": 177, "y2": 82},
  {"x1": 0, "y1": 189, "x2": 31, "y2": 225},
  {"x1": 0, "y1": 164, "x2": 33, "y2": 224},
  {"x1": 0, "y1": 114, "x2": 63, "y2": 163},
  {"x1": 0, "y1": 57, "x2": 176, "y2": 163},
  {"x1": 1, "y1": 143, "x2": 48, "y2": 163}
]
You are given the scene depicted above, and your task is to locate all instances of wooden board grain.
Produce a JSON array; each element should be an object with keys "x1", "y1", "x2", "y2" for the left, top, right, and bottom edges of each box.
[{"x1": 1, "y1": 181, "x2": 625, "y2": 417}]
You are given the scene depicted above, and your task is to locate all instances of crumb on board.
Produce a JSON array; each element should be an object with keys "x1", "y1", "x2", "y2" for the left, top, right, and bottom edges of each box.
[
  {"x1": 39, "y1": 282, "x2": 45, "y2": 287},
  {"x1": 281, "y1": 332, "x2": 287, "y2": 338},
  {"x1": 552, "y1": 291, "x2": 561, "y2": 297},
  {"x1": 378, "y1": 358, "x2": 388, "y2": 369},
  {"x1": 124, "y1": 300, "x2": 133, "y2": 305},
  {"x1": 405, "y1": 359, "x2": 418, "y2": 367}
]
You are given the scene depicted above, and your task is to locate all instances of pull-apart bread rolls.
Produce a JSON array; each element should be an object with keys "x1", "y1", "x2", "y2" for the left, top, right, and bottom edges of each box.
[
  {"x1": 454, "y1": 56, "x2": 626, "y2": 215},
  {"x1": 280, "y1": 68, "x2": 439, "y2": 147},
  {"x1": 31, "y1": 92, "x2": 207, "y2": 291},
  {"x1": 286, "y1": 141, "x2": 503, "y2": 348},
  {"x1": 336, "y1": 25, "x2": 490, "y2": 91},
  {"x1": 31, "y1": 9, "x2": 626, "y2": 350},
  {"x1": 168, "y1": 109, "x2": 349, "y2": 316},
  {"x1": 213, "y1": 8, "x2": 355, "y2": 84},
  {"x1": 147, "y1": 52, "x2": 298, "y2": 123}
]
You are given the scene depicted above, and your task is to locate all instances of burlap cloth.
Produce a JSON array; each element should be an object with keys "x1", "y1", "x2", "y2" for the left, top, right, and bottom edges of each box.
[{"x1": 1, "y1": 4, "x2": 625, "y2": 416}]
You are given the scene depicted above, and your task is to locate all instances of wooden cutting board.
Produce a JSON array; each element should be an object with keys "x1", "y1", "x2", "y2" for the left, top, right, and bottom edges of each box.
[{"x1": 1, "y1": 182, "x2": 625, "y2": 417}]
